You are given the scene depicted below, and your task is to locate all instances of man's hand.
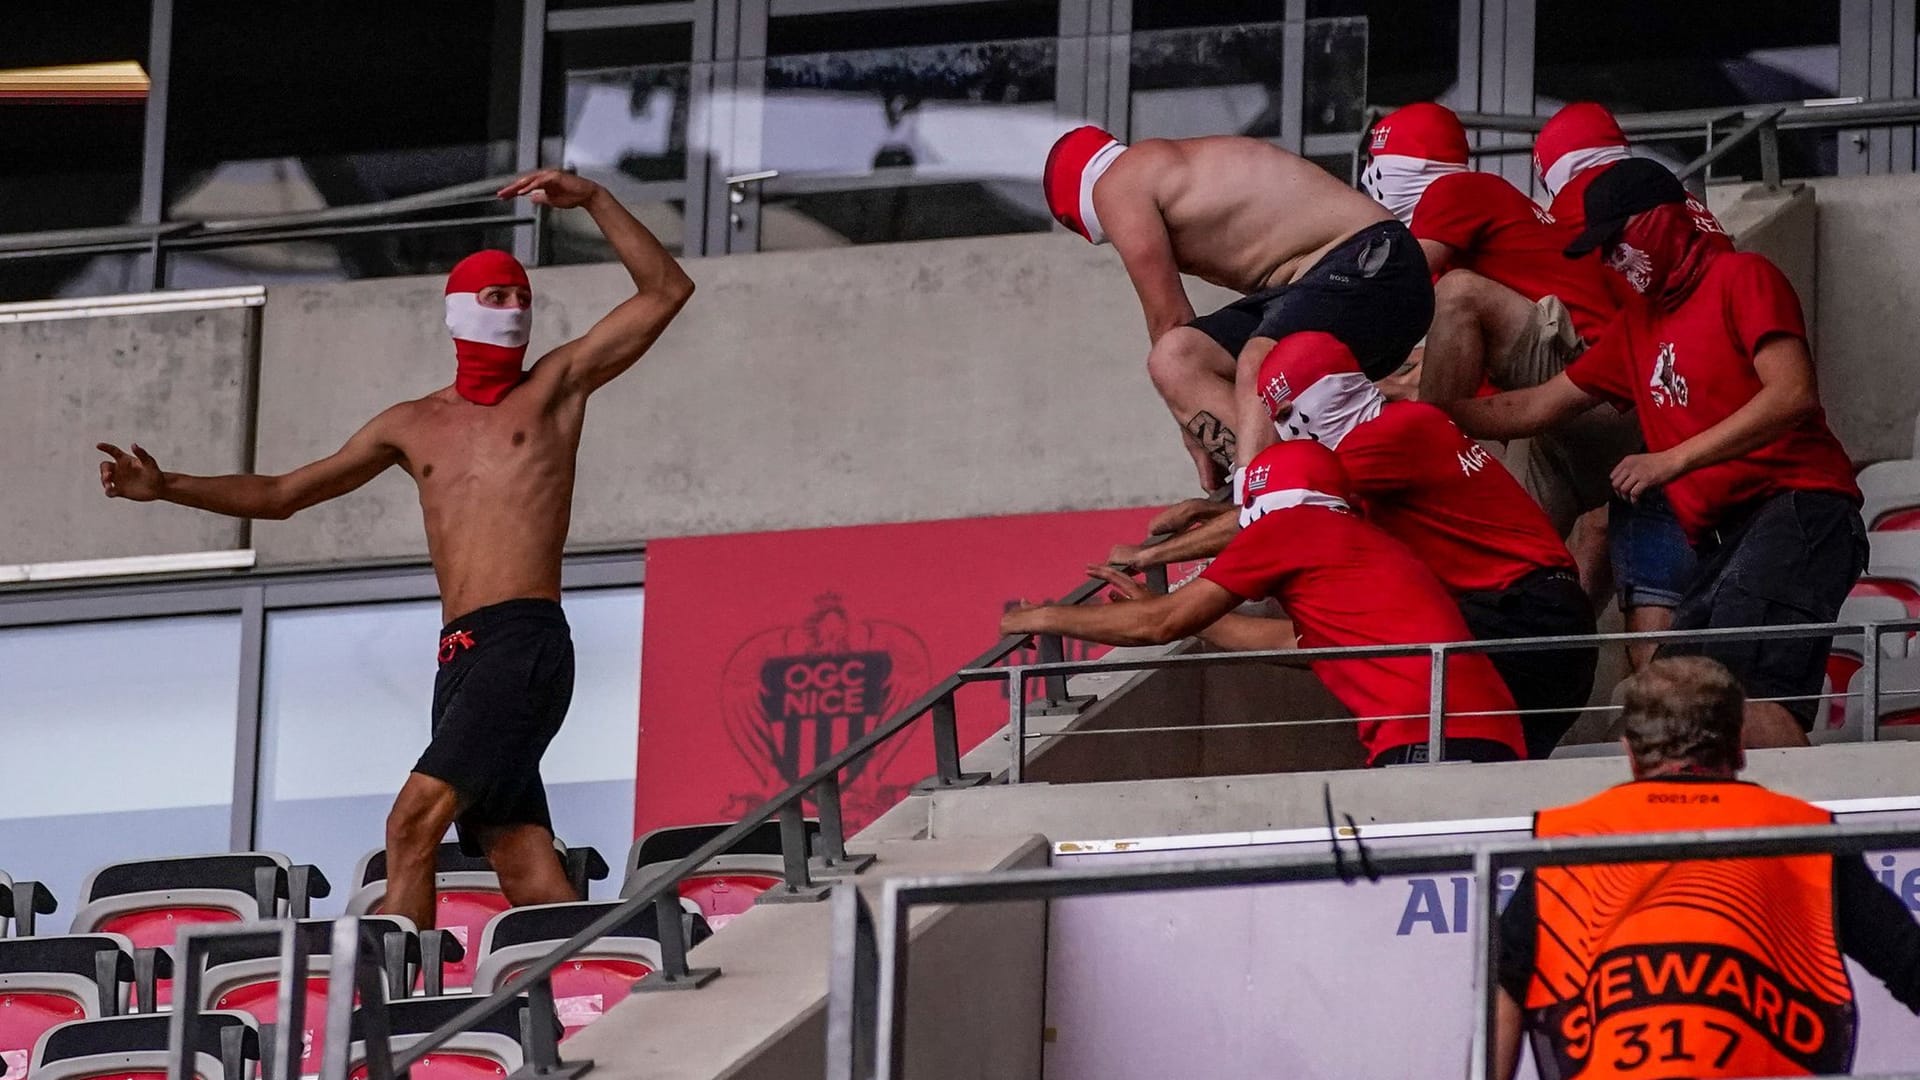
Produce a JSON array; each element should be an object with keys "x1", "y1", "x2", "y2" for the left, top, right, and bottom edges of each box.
[
  {"x1": 1148, "y1": 498, "x2": 1226, "y2": 537},
  {"x1": 1611, "y1": 449, "x2": 1687, "y2": 503},
  {"x1": 1107, "y1": 543, "x2": 1149, "y2": 572},
  {"x1": 1000, "y1": 602, "x2": 1049, "y2": 637},
  {"x1": 497, "y1": 169, "x2": 604, "y2": 210},
  {"x1": 1088, "y1": 565, "x2": 1153, "y2": 603},
  {"x1": 98, "y1": 443, "x2": 165, "y2": 501}
]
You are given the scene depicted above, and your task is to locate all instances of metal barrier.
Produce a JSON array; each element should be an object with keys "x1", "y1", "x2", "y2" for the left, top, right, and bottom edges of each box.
[
  {"x1": 825, "y1": 821, "x2": 1920, "y2": 1080},
  {"x1": 960, "y1": 617, "x2": 1920, "y2": 777},
  {"x1": 1351, "y1": 96, "x2": 1920, "y2": 192}
]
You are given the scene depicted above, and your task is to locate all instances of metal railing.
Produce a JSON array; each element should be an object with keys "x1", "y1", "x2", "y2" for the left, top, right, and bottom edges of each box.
[
  {"x1": 0, "y1": 174, "x2": 541, "y2": 292},
  {"x1": 961, "y1": 617, "x2": 1920, "y2": 779},
  {"x1": 826, "y1": 821, "x2": 1920, "y2": 1080},
  {"x1": 1352, "y1": 96, "x2": 1920, "y2": 193}
]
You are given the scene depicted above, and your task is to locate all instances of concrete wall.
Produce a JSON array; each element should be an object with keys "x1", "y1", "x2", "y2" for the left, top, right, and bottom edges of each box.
[
  {"x1": 1806, "y1": 173, "x2": 1920, "y2": 463},
  {"x1": 2, "y1": 305, "x2": 253, "y2": 564},
  {"x1": 251, "y1": 234, "x2": 1231, "y2": 565}
]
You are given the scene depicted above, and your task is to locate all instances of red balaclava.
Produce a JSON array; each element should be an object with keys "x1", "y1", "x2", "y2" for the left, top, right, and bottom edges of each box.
[
  {"x1": 1044, "y1": 125, "x2": 1128, "y2": 243},
  {"x1": 1255, "y1": 332, "x2": 1386, "y2": 450},
  {"x1": 1237, "y1": 439, "x2": 1356, "y2": 529},
  {"x1": 445, "y1": 250, "x2": 533, "y2": 405},
  {"x1": 1534, "y1": 103, "x2": 1631, "y2": 198},
  {"x1": 1360, "y1": 102, "x2": 1471, "y2": 225},
  {"x1": 1607, "y1": 194, "x2": 1734, "y2": 311}
]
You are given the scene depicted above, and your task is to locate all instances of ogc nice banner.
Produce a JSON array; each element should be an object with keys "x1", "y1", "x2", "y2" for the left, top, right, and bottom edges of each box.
[{"x1": 635, "y1": 507, "x2": 1163, "y2": 834}]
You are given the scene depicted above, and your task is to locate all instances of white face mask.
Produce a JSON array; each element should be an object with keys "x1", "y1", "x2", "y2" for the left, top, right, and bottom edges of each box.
[
  {"x1": 1360, "y1": 154, "x2": 1467, "y2": 225},
  {"x1": 1272, "y1": 372, "x2": 1386, "y2": 450},
  {"x1": 445, "y1": 292, "x2": 532, "y2": 347}
]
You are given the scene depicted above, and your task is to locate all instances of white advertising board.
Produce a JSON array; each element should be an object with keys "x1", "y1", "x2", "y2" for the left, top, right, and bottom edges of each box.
[{"x1": 1045, "y1": 798, "x2": 1920, "y2": 1080}]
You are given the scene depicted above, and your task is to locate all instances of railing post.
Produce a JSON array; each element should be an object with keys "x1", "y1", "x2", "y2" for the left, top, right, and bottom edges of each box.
[
  {"x1": 518, "y1": 974, "x2": 594, "y2": 1079},
  {"x1": 1426, "y1": 644, "x2": 1449, "y2": 764},
  {"x1": 1864, "y1": 623, "x2": 1883, "y2": 742},
  {"x1": 634, "y1": 892, "x2": 721, "y2": 992},
  {"x1": 1467, "y1": 848, "x2": 1500, "y2": 1080},
  {"x1": 1144, "y1": 564, "x2": 1170, "y2": 595},
  {"x1": 1035, "y1": 634, "x2": 1071, "y2": 707},
  {"x1": 320, "y1": 918, "x2": 397, "y2": 1080},
  {"x1": 826, "y1": 884, "x2": 879, "y2": 1080},
  {"x1": 916, "y1": 691, "x2": 989, "y2": 791},
  {"x1": 1008, "y1": 668, "x2": 1029, "y2": 785},
  {"x1": 871, "y1": 885, "x2": 911, "y2": 1080},
  {"x1": 757, "y1": 801, "x2": 831, "y2": 904},
  {"x1": 809, "y1": 775, "x2": 876, "y2": 878},
  {"x1": 1758, "y1": 118, "x2": 1782, "y2": 191}
]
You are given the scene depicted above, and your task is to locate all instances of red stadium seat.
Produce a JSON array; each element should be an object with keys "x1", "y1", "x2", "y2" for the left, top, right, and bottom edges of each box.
[
  {"x1": 0, "y1": 935, "x2": 135, "y2": 1079},
  {"x1": 29, "y1": 1012, "x2": 256, "y2": 1080},
  {"x1": 68, "y1": 853, "x2": 323, "y2": 1009},
  {"x1": 1858, "y1": 460, "x2": 1920, "y2": 531},
  {"x1": 1822, "y1": 594, "x2": 1912, "y2": 731},
  {"x1": 621, "y1": 820, "x2": 815, "y2": 928},
  {"x1": 470, "y1": 901, "x2": 709, "y2": 1039},
  {"x1": 345, "y1": 842, "x2": 605, "y2": 992},
  {"x1": 346, "y1": 993, "x2": 553, "y2": 1080}
]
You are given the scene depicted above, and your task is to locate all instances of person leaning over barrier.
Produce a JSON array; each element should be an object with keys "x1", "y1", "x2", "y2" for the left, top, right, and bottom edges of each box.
[{"x1": 1491, "y1": 657, "x2": 1920, "y2": 1080}]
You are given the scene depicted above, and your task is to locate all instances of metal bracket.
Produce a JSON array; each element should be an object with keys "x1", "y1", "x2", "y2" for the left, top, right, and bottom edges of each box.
[
  {"x1": 514, "y1": 977, "x2": 595, "y2": 1080},
  {"x1": 633, "y1": 894, "x2": 720, "y2": 992}
]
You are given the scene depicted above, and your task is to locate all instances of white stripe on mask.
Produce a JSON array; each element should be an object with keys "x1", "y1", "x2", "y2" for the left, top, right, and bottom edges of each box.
[
  {"x1": 1239, "y1": 488, "x2": 1352, "y2": 528},
  {"x1": 445, "y1": 292, "x2": 532, "y2": 347}
]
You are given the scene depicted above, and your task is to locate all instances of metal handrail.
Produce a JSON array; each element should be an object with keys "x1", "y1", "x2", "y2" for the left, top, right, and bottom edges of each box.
[
  {"x1": 832, "y1": 820, "x2": 1920, "y2": 1080},
  {"x1": 961, "y1": 617, "x2": 1920, "y2": 777}
]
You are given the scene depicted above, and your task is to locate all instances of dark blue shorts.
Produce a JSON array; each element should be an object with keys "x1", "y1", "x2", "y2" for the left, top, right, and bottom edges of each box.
[{"x1": 1608, "y1": 491, "x2": 1697, "y2": 610}]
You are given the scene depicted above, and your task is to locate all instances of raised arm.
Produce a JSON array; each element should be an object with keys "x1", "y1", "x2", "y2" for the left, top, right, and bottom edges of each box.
[
  {"x1": 99, "y1": 409, "x2": 402, "y2": 521},
  {"x1": 504, "y1": 170, "x2": 695, "y2": 397},
  {"x1": 1444, "y1": 373, "x2": 1598, "y2": 442}
]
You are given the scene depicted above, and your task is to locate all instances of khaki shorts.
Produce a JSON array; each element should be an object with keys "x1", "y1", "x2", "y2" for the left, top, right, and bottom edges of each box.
[{"x1": 1489, "y1": 296, "x2": 1643, "y2": 535}]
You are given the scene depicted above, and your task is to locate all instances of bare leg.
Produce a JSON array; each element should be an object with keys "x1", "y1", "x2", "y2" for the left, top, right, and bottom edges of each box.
[
  {"x1": 1420, "y1": 270, "x2": 1541, "y2": 404},
  {"x1": 1568, "y1": 506, "x2": 1611, "y2": 606},
  {"x1": 1232, "y1": 334, "x2": 1280, "y2": 469},
  {"x1": 1623, "y1": 605, "x2": 1673, "y2": 673},
  {"x1": 1742, "y1": 701, "x2": 1812, "y2": 749},
  {"x1": 480, "y1": 823, "x2": 580, "y2": 907},
  {"x1": 384, "y1": 773, "x2": 463, "y2": 930},
  {"x1": 1145, "y1": 327, "x2": 1240, "y2": 491}
]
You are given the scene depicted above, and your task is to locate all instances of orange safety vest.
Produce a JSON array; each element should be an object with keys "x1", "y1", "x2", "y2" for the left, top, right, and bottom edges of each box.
[{"x1": 1525, "y1": 780, "x2": 1856, "y2": 1079}]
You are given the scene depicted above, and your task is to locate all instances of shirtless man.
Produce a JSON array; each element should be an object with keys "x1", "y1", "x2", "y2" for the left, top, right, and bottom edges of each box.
[
  {"x1": 94, "y1": 169, "x2": 694, "y2": 929},
  {"x1": 1043, "y1": 126, "x2": 1432, "y2": 490}
]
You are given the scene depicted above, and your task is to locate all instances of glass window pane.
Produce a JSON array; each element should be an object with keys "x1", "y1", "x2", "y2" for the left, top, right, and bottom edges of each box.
[
  {"x1": 1306, "y1": 0, "x2": 1455, "y2": 107},
  {"x1": 256, "y1": 589, "x2": 642, "y2": 906},
  {"x1": 1536, "y1": 1, "x2": 1842, "y2": 179},
  {"x1": 161, "y1": 222, "x2": 524, "y2": 291},
  {"x1": 1127, "y1": 18, "x2": 1365, "y2": 142},
  {"x1": 751, "y1": 33, "x2": 1059, "y2": 251},
  {"x1": 0, "y1": 615, "x2": 241, "y2": 932}
]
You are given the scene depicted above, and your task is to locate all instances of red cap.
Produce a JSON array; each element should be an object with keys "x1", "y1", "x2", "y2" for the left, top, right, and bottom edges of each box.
[
  {"x1": 1043, "y1": 125, "x2": 1124, "y2": 241},
  {"x1": 1367, "y1": 103, "x2": 1469, "y2": 164},
  {"x1": 446, "y1": 249, "x2": 529, "y2": 295},
  {"x1": 1535, "y1": 103, "x2": 1628, "y2": 188},
  {"x1": 1240, "y1": 439, "x2": 1354, "y2": 509},
  {"x1": 1255, "y1": 332, "x2": 1364, "y2": 422}
]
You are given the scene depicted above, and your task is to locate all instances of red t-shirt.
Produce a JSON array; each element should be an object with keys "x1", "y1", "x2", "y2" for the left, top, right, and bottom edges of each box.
[
  {"x1": 1563, "y1": 252, "x2": 1860, "y2": 540},
  {"x1": 1546, "y1": 166, "x2": 1604, "y2": 232},
  {"x1": 1200, "y1": 505, "x2": 1526, "y2": 762},
  {"x1": 1412, "y1": 170, "x2": 1621, "y2": 340},
  {"x1": 1338, "y1": 403, "x2": 1575, "y2": 592}
]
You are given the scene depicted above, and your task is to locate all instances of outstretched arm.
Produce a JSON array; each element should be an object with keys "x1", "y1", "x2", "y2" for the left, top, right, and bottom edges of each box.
[
  {"x1": 1111, "y1": 512, "x2": 1239, "y2": 571},
  {"x1": 1001, "y1": 575, "x2": 1241, "y2": 647},
  {"x1": 1444, "y1": 374, "x2": 1598, "y2": 441},
  {"x1": 507, "y1": 170, "x2": 695, "y2": 397},
  {"x1": 1085, "y1": 566, "x2": 1294, "y2": 652},
  {"x1": 99, "y1": 410, "x2": 401, "y2": 521}
]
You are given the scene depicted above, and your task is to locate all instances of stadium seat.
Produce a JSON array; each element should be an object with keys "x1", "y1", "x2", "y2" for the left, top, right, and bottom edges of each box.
[
  {"x1": 0, "y1": 872, "x2": 56, "y2": 938},
  {"x1": 346, "y1": 992, "x2": 557, "y2": 1080},
  {"x1": 0, "y1": 934, "x2": 137, "y2": 1080},
  {"x1": 344, "y1": 842, "x2": 607, "y2": 992},
  {"x1": 1822, "y1": 594, "x2": 1912, "y2": 731},
  {"x1": 69, "y1": 852, "x2": 327, "y2": 1008},
  {"x1": 29, "y1": 1011, "x2": 257, "y2": 1080},
  {"x1": 1826, "y1": 659, "x2": 1920, "y2": 743},
  {"x1": 470, "y1": 901, "x2": 710, "y2": 1038},
  {"x1": 196, "y1": 916, "x2": 455, "y2": 1078},
  {"x1": 621, "y1": 820, "x2": 818, "y2": 928},
  {"x1": 1858, "y1": 459, "x2": 1920, "y2": 530}
]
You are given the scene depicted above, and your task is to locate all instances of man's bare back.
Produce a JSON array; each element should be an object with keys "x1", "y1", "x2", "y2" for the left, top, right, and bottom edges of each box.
[{"x1": 1103, "y1": 135, "x2": 1391, "y2": 298}]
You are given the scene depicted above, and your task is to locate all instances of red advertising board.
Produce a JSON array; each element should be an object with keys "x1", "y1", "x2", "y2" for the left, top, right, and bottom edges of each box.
[{"x1": 635, "y1": 506, "x2": 1166, "y2": 834}]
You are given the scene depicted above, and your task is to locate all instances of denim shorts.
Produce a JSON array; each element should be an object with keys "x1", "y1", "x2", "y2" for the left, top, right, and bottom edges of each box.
[
  {"x1": 1657, "y1": 490, "x2": 1868, "y2": 728},
  {"x1": 1608, "y1": 490, "x2": 1698, "y2": 610}
]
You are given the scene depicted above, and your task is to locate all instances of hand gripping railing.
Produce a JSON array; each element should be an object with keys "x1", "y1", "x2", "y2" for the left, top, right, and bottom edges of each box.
[
  {"x1": 961, "y1": 617, "x2": 1920, "y2": 772},
  {"x1": 827, "y1": 820, "x2": 1920, "y2": 1080}
]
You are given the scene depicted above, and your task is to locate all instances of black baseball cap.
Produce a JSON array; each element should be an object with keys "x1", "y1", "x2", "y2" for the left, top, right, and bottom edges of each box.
[{"x1": 1563, "y1": 157, "x2": 1688, "y2": 257}]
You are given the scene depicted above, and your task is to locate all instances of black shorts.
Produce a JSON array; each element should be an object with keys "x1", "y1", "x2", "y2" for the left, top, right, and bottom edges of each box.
[
  {"x1": 415, "y1": 598, "x2": 576, "y2": 855},
  {"x1": 1456, "y1": 567, "x2": 1598, "y2": 761},
  {"x1": 1187, "y1": 219, "x2": 1434, "y2": 378},
  {"x1": 1371, "y1": 739, "x2": 1519, "y2": 766},
  {"x1": 1658, "y1": 490, "x2": 1867, "y2": 729}
]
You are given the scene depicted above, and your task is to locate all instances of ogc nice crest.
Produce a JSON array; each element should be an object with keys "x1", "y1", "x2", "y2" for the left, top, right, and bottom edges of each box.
[{"x1": 720, "y1": 594, "x2": 931, "y2": 819}]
